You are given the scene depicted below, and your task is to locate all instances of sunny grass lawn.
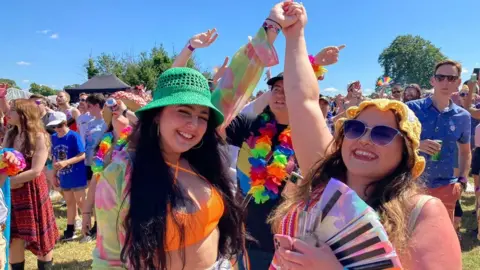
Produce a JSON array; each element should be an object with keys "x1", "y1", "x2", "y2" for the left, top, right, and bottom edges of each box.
[
  {"x1": 25, "y1": 202, "x2": 95, "y2": 270},
  {"x1": 20, "y1": 192, "x2": 480, "y2": 269},
  {"x1": 458, "y1": 191, "x2": 480, "y2": 270}
]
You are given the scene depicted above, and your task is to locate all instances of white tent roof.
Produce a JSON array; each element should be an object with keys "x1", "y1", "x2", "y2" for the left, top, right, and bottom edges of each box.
[{"x1": 6, "y1": 88, "x2": 32, "y2": 101}]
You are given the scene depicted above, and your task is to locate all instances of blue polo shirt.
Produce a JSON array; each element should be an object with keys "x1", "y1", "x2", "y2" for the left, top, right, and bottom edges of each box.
[{"x1": 407, "y1": 97, "x2": 471, "y2": 188}]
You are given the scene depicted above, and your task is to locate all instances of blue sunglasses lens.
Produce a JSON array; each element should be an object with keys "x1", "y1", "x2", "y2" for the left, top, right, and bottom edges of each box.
[
  {"x1": 344, "y1": 120, "x2": 399, "y2": 146},
  {"x1": 344, "y1": 120, "x2": 366, "y2": 140},
  {"x1": 370, "y1": 126, "x2": 399, "y2": 146}
]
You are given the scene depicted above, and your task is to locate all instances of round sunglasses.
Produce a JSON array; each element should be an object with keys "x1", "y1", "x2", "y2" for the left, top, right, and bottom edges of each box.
[{"x1": 344, "y1": 119, "x2": 403, "y2": 146}]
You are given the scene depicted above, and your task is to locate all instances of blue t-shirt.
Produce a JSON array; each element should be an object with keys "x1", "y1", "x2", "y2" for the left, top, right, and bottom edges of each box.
[
  {"x1": 84, "y1": 118, "x2": 107, "y2": 166},
  {"x1": 52, "y1": 130, "x2": 87, "y2": 189},
  {"x1": 407, "y1": 97, "x2": 471, "y2": 188}
]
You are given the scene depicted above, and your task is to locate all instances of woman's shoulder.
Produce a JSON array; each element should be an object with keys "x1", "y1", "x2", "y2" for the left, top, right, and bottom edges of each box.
[{"x1": 409, "y1": 194, "x2": 449, "y2": 233}]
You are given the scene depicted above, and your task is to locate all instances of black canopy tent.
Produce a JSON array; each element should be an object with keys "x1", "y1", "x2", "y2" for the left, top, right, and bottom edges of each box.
[{"x1": 64, "y1": 74, "x2": 130, "y2": 102}]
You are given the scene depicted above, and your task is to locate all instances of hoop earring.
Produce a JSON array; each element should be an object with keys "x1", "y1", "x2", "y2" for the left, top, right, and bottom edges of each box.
[{"x1": 192, "y1": 139, "x2": 203, "y2": 149}]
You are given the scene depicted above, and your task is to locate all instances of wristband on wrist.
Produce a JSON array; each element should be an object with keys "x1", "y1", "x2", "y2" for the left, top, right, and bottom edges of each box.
[
  {"x1": 266, "y1": 18, "x2": 282, "y2": 29},
  {"x1": 263, "y1": 20, "x2": 281, "y2": 34},
  {"x1": 458, "y1": 176, "x2": 467, "y2": 184},
  {"x1": 187, "y1": 41, "x2": 195, "y2": 52},
  {"x1": 82, "y1": 212, "x2": 92, "y2": 215}
]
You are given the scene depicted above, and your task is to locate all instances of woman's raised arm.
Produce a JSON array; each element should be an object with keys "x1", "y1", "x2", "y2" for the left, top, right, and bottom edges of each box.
[{"x1": 283, "y1": 3, "x2": 334, "y2": 174}]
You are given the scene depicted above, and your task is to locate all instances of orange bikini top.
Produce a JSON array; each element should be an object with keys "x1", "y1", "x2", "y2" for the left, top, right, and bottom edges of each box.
[{"x1": 164, "y1": 161, "x2": 224, "y2": 251}]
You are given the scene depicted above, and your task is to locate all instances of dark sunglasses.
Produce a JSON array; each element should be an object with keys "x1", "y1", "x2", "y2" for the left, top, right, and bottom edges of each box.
[
  {"x1": 392, "y1": 91, "x2": 402, "y2": 94},
  {"x1": 344, "y1": 119, "x2": 403, "y2": 146},
  {"x1": 434, "y1": 74, "x2": 459, "y2": 82},
  {"x1": 460, "y1": 92, "x2": 468, "y2": 97},
  {"x1": 79, "y1": 98, "x2": 87, "y2": 102}
]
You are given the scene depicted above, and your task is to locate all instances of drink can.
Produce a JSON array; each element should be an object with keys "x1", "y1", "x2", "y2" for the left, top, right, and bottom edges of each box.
[
  {"x1": 431, "y1": 140, "x2": 443, "y2": 161},
  {"x1": 105, "y1": 98, "x2": 118, "y2": 111}
]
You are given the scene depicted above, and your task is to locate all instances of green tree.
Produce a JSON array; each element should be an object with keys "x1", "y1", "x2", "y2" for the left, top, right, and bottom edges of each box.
[
  {"x1": 96, "y1": 53, "x2": 124, "y2": 77},
  {"x1": 30, "y1": 83, "x2": 57, "y2": 96},
  {"x1": 378, "y1": 35, "x2": 447, "y2": 89},
  {"x1": 0, "y1": 79, "x2": 18, "y2": 88},
  {"x1": 64, "y1": 84, "x2": 80, "y2": 89},
  {"x1": 86, "y1": 58, "x2": 99, "y2": 79},
  {"x1": 85, "y1": 44, "x2": 205, "y2": 91}
]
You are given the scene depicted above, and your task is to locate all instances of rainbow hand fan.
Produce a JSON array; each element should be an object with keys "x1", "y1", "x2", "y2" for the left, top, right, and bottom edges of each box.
[
  {"x1": 300, "y1": 179, "x2": 402, "y2": 269},
  {"x1": 377, "y1": 76, "x2": 393, "y2": 87}
]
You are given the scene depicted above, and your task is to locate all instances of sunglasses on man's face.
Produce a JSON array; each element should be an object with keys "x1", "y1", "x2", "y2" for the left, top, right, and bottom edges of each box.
[
  {"x1": 392, "y1": 91, "x2": 402, "y2": 94},
  {"x1": 344, "y1": 119, "x2": 403, "y2": 146},
  {"x1": 434, "y1": 74, "x2": 459, "y2": 82},
  {"x1": 79, "y1": 98, "x2": 87, "y2": 102},
  {"x1": 460, "y1": 92, "x2": 468, "y2": 97}
]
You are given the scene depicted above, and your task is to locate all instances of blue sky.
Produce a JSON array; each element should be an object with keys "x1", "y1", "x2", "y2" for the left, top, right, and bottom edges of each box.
[{"x1": 2, "y1": 0, "x2": 480, "y2": 96}]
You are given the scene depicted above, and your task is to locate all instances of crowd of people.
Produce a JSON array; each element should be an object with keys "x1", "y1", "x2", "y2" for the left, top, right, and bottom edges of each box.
[{"x1": 0, "y1": 1, "x2": 476, "y2": 270}]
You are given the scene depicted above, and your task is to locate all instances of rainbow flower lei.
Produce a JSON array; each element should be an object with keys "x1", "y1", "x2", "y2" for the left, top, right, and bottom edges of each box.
[
  {"x1": 247, "y1": 113, "x2": 294, "y2": 204},
  {"x1": 308, "y1": 54, "x2": 328, "y2": 80},
  {"x1": 92, "y1": 126, "x2": 132, "y2": 181}
]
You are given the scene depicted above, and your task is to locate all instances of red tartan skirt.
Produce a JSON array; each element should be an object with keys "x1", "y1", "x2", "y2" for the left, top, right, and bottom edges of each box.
[{"x1": 10, "y1": 172, "x2": 59, "y2": 256}]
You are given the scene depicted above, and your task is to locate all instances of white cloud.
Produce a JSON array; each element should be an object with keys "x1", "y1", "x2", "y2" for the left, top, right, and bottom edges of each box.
[
  {"x1": 51, "y1": 85, "x2": 57, "y2": 88},
  {"x1": 36, "y1": 29, "x2": 51, "y2": 34},
  {"x1": 16, "y1": 61, "x2": 31, "y2": 66},
  {"x1": 476, "y1": 63, "x2": 480, "y2": 67},
  {"x1": 324, "y1": 87, "x2": 338, "y2": 92},
  {"x1": 462, "y1": 68, "x2": 469, "y2": 74},
  {"x1": 22, "y1": 80, "x2": 30, "y2": 83},
  {"x1": 49, "y1": 33, "x2": 59, "y2": 39}
]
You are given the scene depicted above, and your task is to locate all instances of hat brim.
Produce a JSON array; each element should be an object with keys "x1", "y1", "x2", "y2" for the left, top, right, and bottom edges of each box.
[
  {"x1": 46, "y1": 120, "x2": 63, "y2": 127},
  {"x1": 267, "y1": 76, "x2": 283, "y2": 86},
  {"x1": 135, "y1": 91, "x2": 224, "y2": 127}
]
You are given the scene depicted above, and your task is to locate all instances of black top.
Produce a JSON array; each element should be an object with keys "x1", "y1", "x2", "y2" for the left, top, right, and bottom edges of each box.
[{"x1": 226, "y1": 110, "x2": 291, "y2": 253}]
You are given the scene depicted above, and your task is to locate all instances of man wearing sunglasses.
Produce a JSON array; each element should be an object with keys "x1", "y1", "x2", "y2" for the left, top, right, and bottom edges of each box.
[
  {"x1": 76, "y1": 93, "x2": 93, "y2": 146},
  {"x1": 407, "y1": 59, "x2": 472, "y2": 224}
]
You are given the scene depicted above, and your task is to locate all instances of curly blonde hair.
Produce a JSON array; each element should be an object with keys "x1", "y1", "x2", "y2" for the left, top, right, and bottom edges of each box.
[
  {"x1": 5, "y1": 99, "x2": 51, "y2": 158},
  {"x1": 269, "y1": 110, "x2": 424, "y2": 256}
]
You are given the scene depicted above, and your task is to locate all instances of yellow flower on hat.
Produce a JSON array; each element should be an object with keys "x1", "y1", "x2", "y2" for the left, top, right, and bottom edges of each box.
[{"x1": 335, "y1": 99, "x2": 425, "y2": 179}]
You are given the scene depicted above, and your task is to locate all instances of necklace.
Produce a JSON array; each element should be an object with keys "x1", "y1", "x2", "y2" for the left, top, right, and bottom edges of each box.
[
  {"x1": 92, "y1": 126, "x2": 132, "y2": 181},
  {"x1": 248, "y1": 113, "x2": 294, "y2": 204}
]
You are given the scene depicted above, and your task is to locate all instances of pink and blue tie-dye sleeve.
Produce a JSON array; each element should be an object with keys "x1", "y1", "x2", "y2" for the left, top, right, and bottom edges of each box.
[
  {"x1": 92, "y1": 151, "x2": 131, "y2": 269},
  {"x1": 211, "y1": 26, "x2": 279, "y2": 130}
]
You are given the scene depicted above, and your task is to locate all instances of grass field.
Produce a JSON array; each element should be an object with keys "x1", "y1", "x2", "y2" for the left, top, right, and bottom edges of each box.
[
  {"x1": 19, "y1": 192, "x2": 480, "y2": 269},
  {"x1": 25, "y1": 202, "x2": 95, "y2": 270}
]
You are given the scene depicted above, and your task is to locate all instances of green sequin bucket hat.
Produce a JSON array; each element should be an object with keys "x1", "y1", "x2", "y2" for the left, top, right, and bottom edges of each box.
[{"x1": 136, "y1": 67, "x2": 224, "y2": 127}]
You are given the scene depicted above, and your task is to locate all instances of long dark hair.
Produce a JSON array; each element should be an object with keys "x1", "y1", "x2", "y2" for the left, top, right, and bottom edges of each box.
[{"x1": 120, "y1": 108, "x2": 244, "y2": 269}]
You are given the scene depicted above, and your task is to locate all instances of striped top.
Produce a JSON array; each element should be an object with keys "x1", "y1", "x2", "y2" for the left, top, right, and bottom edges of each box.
[{"x1": 269, "y1": 188, "x2": 324, "y2": 270}]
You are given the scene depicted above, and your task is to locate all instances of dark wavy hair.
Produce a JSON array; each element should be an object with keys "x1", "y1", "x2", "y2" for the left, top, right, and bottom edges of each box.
[{"x1": 120, "y1": 107, "x2": 245, "y2": 269}]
